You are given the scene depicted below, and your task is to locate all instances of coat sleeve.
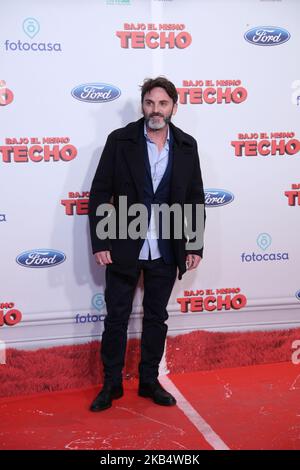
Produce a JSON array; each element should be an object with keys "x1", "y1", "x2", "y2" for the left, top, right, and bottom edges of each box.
[
  {"x1": 88, "y1": 132, "x2": 116, "y2": 254},
  {"x1": 184, "y1": 140, "x2": 206, "y2": 258}
]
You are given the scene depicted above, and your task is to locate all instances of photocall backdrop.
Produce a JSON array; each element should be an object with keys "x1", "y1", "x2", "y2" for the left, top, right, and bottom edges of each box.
[{"x1": 1, "y1": 0, "x2": 300, "y2": 352}]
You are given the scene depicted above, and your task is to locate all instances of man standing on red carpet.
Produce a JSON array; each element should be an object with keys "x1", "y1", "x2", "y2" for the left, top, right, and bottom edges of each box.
[{"x1": 88, "y1": 77, "x2": 206, "y2": 411}]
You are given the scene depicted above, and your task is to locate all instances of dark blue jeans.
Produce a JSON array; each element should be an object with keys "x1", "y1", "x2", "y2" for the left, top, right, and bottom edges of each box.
[{"x1": 101, "y1": 257, "x2": 177, "y2": 385}]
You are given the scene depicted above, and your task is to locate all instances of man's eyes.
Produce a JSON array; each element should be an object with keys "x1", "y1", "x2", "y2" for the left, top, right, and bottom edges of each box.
[{"x1": 145, "y1": 101, "x2": 168, "y2": 106}]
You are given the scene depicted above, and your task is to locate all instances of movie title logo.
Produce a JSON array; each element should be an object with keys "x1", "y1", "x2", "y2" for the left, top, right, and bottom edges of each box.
[
  {"x1": 244, "y1": 26, "x2": 290, "y2": 46},
  {"x1": 285, "y1": 184, "x2": 300, "y2": 206},
  {"x1": 61, "y1": 192, "x2": 90, "y2": 215},
  {"x1": 71, "y1": 84, "x2": 121, "y2": 103},
  {"x1": 231, "y1": 132, "x2": 299, "y2": 157},
  {"x1": 205, "y1": 189, "x2": 234, "y2": 207},
  {"x1": 0, "y1": 80, "x2": 14, "y2": 106},
  {"x1": 116, "y1": 23, "x2": 192, "y2": 49},
  {"x1": 177, "y1": 288, "x2": 247, "y2": 312},
  {"x1": 16, "y1": 249, "x2": 66, "y2": 268},
  {"x1": 0, "y1": 302, "x2": 22, "y2": 327},
  {"x1": 177, "y1": 80, "x2": 247, "y2": 104},
  {"x1": 0, "y1": 137, "x2": 77, "y2": 163}
]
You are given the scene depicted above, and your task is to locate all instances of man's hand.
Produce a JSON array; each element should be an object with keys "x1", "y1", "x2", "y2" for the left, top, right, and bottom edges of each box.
[
  {"x1": 95, "y1": 250, "x2": 113, "y2": 265},
  {"x1": 186, "y1": 253, "x2": 201, "y2": 271}
]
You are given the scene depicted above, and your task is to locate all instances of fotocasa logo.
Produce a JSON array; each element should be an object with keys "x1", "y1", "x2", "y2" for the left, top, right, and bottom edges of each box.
[{"x1": 4, "y1": 18, "x2": 62, "y2": 52}]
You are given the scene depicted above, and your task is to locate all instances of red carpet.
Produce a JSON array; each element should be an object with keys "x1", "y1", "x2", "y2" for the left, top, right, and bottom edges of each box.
[
  {"x1": 167, "y1": 327, "x2": 299, "y2": 373},
  {"x1": 0, "y1": 362, "x2": 299, "y2": 450},
  {"x1": 0, "y1": 328, "x2": 299, "y2": 398}
]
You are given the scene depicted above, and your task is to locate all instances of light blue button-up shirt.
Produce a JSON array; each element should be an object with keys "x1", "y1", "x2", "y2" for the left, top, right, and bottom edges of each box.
[{"x1": 139, "y1": 123, "x2": 170, "y2": 260}]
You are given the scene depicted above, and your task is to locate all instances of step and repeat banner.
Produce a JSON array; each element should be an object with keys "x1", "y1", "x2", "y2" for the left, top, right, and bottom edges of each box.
[{"x1": 1, "y1": 0, "x2": 300, "y2": 350}]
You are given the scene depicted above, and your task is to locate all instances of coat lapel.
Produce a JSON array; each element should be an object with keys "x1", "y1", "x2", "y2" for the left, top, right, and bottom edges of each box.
[
  {"x1": 121, "y1": 118, "x2": 193, "y2": 203},
  {"x1": 169, "y1": 123, "x2": 194, "y2": 202},
  {"x1": 121, "y1": 121, "x2": 146, "y2": 203}
]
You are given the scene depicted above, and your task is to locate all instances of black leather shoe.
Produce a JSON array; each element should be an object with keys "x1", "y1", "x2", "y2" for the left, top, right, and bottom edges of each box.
[
  {"x1": 138, "y1": 380, "x2": 176, "y2": 406},
  {"x1": 90, "y1": 383, "x2": 123, "y2": 412}
]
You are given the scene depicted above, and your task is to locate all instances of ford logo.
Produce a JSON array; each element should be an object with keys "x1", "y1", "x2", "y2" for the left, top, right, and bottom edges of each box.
[
  {"x1": 205, "y1": 189, "x2": 234, "y2": 207},
  {"x1": 16, "y1": 249, "x2": 66, "y2": 268},
  {"x1": 244, "y1": 26, "x2": 290, "y2": 46},
  {"x1": 296, "y1": 290, "x2": 300, "y2": 301},
  {"x1": 71, "y1": 83, "x2": 121, "y2": 103}
]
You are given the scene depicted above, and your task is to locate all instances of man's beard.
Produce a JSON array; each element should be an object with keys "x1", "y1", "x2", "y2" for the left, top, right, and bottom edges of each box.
[{"x1": 144, "y1": 111, "x2": 173, "y2": 131}]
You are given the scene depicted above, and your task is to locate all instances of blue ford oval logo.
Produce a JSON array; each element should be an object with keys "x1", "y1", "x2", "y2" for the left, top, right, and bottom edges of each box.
[
  {"x1": 16, "y1": 249, "x2": 66, "y2": 268},
  {"x1": 71, "y1": 83, "x2": 121, "y2": 103},
  {"x1": 296, "y1": 290, "x2": 300, "y2": 301},
  {"x1": 244, "y1": 26, "x2": 290, "y2": 46},
  {"x1": 205, "y1": 189, "x2": 234, "y2": 207}
]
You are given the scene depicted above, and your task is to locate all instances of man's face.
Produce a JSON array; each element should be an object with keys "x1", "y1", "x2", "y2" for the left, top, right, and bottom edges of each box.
[{"x1": 142, "y1": 87, "x2": 177, "y2": 131}]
